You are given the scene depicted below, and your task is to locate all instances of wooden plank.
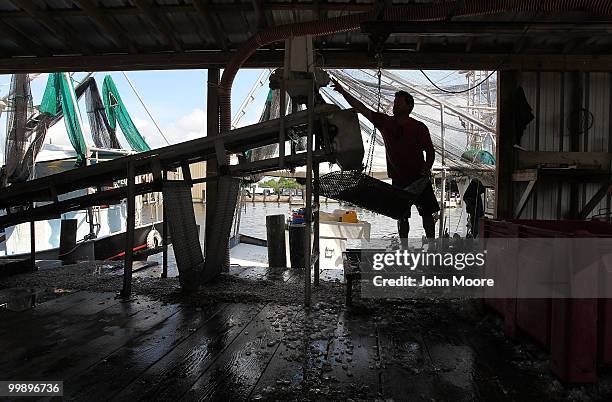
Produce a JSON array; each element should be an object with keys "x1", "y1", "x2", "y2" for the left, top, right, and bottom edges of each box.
[
  {"x1": 0, "y1": 105, "x2": 331, "y2": 209},
  {"x1": 517, "y1": 151, "x2": 612, "y2": 169},
  {"x1": 64, "y1": 303, "x2": 228, "y2": 400},
  {"x1": 514, "y1": 180, "x2": 536, "y2": 218},
  {"x1": 511, "y1": 169, "x2": 538, "y2": 182},
  {"x1": 182, "y1": 304, "x2": 301, "y2": 401},
  {"x1": 0, "y1": 290, "x2": 119, "y2": 331},
  {"x1": 111, "y1": 303, "x2": 264, "y2": 401},
  {"x1": 320, "y1": 311, "x2": 381, "y2": 399},
  {"x1": 5, "y1": 298, "x2": 180, "y2": 381},
  {"x1": 0, "y1": 292, "x2": 137, "y2": 366},
  {"x1": 247, "y1": 310, "x2": 311, "y2": 400},
  {"x1": 578, "y1": 182, "x2": 611, "y2": 219},
  {"x1": 3, "y1": 50, "x2": 612, "y2": 74},
  {"x1": 377, "y1": 327, "x2": 438, "y2": 399}
]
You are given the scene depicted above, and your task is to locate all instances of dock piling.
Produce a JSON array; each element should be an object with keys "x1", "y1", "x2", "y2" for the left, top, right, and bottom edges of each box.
[
  {"x1": 266, "y1": 214, "x2": 287, "y2": 268},
  {"x1": 122, "y1": 161, "x2": 135, "y2": 297}
]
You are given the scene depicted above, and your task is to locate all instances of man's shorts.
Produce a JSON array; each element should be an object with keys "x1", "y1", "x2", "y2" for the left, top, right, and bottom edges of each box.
[{"x1": 393, "y1": 178, "x2": 440, "y2": 220}]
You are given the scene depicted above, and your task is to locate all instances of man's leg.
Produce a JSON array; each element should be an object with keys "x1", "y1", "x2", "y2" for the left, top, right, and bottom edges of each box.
[
  {"x1": 417, "y1": 182, "x2": 439, "y2": 239},
  {"x1": 398, "y1": 218, "x2": 410, "y2": 239},
  {"x1": 422, "y1": 214, "x2": 435, "y2": 239}
]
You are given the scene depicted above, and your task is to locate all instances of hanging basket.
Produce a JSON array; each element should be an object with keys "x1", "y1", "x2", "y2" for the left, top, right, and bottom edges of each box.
[{"x1": 319, "y1": 171, "x2": 420, "y2": 220}]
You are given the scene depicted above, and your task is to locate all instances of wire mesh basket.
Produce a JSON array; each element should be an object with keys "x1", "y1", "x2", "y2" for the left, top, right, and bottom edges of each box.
[{"x1": 319, "y1": 170, "x2": 418, "y2": 220}]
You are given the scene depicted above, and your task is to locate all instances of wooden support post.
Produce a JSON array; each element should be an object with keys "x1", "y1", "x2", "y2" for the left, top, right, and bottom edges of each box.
[
  {"x1": 122, "y1": 161, "x2": 135, "y2": 298},
  {"x1": 496, "y1": 70, "x2": 519, "y2": 219},
  {"x1": 313, "y1": 136, "x2": 320, "y2": 287},
  {"x1": 279, "y1": 79, "x2": 286, "y2": 168},
  {"x1": 304, "y1": 82, "x2": 314, "y2": 307},
  {"x1": 205, "y1": 68, "x2": 220, "y2": 259},
  {"x1": 29, "y1": 204, "x2": 35, "y2": 272},
  {"x1": 266, "y1": 214, "x2": 287, "y2": 268},
  {"x1": 568, "y1": 71, "x2": 583, "y2": 219},
  {"x1": 162, "y1": 170, "x2": 168, "y2": 278}
]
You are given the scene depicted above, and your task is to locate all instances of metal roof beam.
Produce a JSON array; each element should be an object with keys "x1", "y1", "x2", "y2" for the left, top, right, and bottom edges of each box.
[
  {"x1": 361, "y1": 21, "x2": 612, "y2": 36},
  {"x1": 0, "y1": 19, "x2": 48, "y2": 56},
  {"x1": 73, "y1": 0, "x2": 137, "y2": 53},
  {"x1": 192, "y1": 0, "x2": 229, "y2": 51},
  {"x1": 10, "y1": 0, "x2": 92, "y2": 55},
  {"x1": 132, "y1": 0, "x2": 183, "y2": 52}
]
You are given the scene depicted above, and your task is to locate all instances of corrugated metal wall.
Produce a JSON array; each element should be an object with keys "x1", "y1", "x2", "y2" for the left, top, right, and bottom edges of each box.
[{"x1": 515, "y1": 71, "x2": 611, "y2": 220}]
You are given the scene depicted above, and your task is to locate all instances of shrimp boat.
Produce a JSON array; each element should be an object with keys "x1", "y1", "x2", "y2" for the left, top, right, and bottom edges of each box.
[{"x1": 0, "y1": 73, "x2": 164, "y2": 265}]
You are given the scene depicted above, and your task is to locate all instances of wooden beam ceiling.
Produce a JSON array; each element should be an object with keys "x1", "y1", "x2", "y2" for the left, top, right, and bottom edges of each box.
[{"x1": 2, "y1": 50, "x2": 612, "y2": 74}]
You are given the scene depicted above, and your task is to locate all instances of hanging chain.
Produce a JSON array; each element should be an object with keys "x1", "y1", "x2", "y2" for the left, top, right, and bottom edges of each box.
[{"x1": 365, "y1": 53, "x2": 383, "y2": 175}]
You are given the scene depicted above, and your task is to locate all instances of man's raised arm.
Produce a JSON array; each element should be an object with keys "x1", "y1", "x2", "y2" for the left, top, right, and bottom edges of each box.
[{"x1": 329, "y1": 79, "x2": 375, "y2": 123}]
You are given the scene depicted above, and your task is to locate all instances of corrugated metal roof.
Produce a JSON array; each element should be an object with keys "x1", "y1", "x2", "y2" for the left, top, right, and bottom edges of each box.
[{"x1": 0, "y1": 1, "x2": 611, "y2": 71}]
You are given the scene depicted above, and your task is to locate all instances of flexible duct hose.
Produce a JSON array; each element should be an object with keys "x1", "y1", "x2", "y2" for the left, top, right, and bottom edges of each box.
[{"x1": 219, "y1": 0, "x2": 612, "y2": 134}]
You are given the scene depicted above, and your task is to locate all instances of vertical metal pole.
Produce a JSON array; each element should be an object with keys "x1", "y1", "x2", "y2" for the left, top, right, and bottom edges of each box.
[
  {"x1": 161, "y1": 169, "x2": 168, "y2": 279},
  {"x1": 439, "y1": 168, "x2": 447, "y2": 238},
  {"x1": 122, "y1": 161, "x2": 135, "y2": 298},
  {"x1": 304, "y1": 81, "x2": 314, "y2": 307},
  {"x1": 440, "y1": 104, "x2": 446, "y2": 166},
  {"x1": 30, "y1": 203, "x2": 35, "y2": 272},
  {"x1": 438, "y1": 104, "x2": 446, "y2": 238}
]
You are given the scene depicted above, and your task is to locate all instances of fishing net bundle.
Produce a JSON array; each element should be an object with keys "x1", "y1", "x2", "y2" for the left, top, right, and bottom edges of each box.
[
  {"x1": 102, "y1": 75, "x2": 150, "y2": 152},
  {"x1": 319, "y1": 170, "x2": 425, "y2": 220},
  {"x1": 3, "y1": 74, "x2": 50, "y2": 184},
  {"x1": 80, "y1": 77, "x2": 121, "y2": 150}
]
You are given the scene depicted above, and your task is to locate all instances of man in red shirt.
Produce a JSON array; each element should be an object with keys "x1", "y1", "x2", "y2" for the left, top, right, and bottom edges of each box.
[{"x1": 331, "y1": 79, "x2": 439, "y2": 239}]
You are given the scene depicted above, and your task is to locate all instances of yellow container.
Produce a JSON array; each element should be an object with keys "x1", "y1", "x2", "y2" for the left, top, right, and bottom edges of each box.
[{"x1": 340, "y1": 210, "x2": 358, "y2": 223}]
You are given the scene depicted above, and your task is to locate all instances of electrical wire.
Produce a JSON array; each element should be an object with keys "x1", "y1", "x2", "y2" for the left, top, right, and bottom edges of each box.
[
  {"x1": 419, "y1": 69, "x2": 498, "y2": 95},
  {"x1": 416, "y1": 6, "x2": 542, "y2": 95}
]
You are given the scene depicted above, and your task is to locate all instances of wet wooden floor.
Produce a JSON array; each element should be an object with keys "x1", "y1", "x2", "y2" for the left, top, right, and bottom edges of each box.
[{"x1": 1, "y1": 267, "x2": 610, "y2": 401}]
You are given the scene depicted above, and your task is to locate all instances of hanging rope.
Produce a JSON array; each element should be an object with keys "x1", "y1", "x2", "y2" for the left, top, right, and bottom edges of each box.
[{"x1": 365, "y1": 53, "x2": 382, "y2": 175}]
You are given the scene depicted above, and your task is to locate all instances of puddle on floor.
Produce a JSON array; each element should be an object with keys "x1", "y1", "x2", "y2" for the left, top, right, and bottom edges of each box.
[{"x1": 0, "y1": 287, "x2": 73, "y2": 312}]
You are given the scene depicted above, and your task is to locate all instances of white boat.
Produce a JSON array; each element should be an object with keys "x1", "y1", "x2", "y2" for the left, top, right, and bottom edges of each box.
[
  {"x1": 0, "y1": 73, "x2": 164, "y2": 265},
  {"x1": 0, "y1": 143, "x2": 164, "y2": 262}
]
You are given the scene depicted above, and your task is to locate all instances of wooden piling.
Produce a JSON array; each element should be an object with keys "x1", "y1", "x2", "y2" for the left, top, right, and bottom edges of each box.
[
  {"x1": 162, "y1": 170, "x2": 168, "y2": 278},
  {"x1": 313, "y1": 144, "x2": 320, "y2": 287},
  {"x1": 122, "y1": 161, "x2": 135, "y2": 298},
  {"x1": 304, "y1": 82, "x2": 314, "y2": 307},
  {"x1": 29, "y1": 205, "x2": 35, "y2": 272},
  {"x1": 266, "y1": 214, "x2": 287, "y2": 268},
  {"x1": 59, "y1": 219, "x2": 78, "y2": 264},
  {"x1": 289, "y1": 223, "x2": 306, "y2": 269}
]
